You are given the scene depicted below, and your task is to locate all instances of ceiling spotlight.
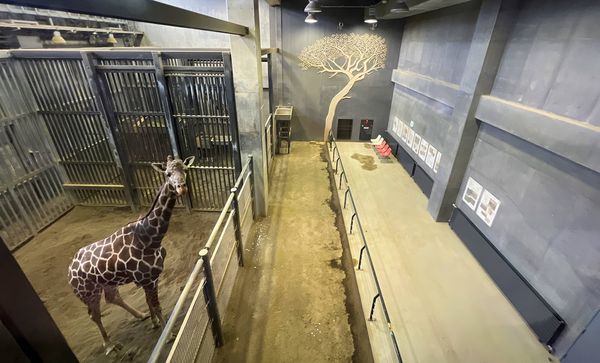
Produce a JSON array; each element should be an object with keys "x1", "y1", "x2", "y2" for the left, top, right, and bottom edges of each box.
[
  {"x1": 305, "y1": 13, "x2": 318, "y2": 24},
  {"x1": 51, "y1": 30, "x2": 66, "y2": 44},
  {"x1": 304, "y1": 1, "x2": 322, "y2": 13},
  {"x1": 364, "y1": 7, "x2": 378, "y2": 24},
  {"x1": 107, "y1": 33, "x2": 118, "y2": 45}
]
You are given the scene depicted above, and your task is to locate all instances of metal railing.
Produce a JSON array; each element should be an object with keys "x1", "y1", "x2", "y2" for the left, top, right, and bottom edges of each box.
[
  {"x1": 264, "y1": 114, "x2": 275, "y2": 179},
  {"x1": 149, "y1": 155, "x2": 254, "y2": 363},
  {"x1": 327, "y1": 131, "x2": 403, "y2": 363}
]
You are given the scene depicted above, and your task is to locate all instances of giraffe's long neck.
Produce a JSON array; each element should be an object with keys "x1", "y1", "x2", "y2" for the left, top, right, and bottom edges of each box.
[{"x1": 135, "y1": 182, "x2": 178, "y2": 248}]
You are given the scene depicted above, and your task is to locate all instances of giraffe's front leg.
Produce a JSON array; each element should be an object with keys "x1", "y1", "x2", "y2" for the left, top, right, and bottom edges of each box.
[{"x1": 144, "y1": 284, "x2": 164, "y2": 328}]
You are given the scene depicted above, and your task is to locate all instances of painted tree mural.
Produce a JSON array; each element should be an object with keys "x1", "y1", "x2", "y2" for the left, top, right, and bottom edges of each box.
[{"x1": 299, "y1": 33, "x2": 387, "y2": 141}]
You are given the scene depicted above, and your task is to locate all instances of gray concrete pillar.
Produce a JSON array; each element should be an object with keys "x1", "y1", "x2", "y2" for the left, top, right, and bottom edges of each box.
[
  {"x1": 428, "y1": 0, "x2": 517, "y2": 221},
  {"x1": 228, "y1": 0, "x2": 268, "y2": 216}
]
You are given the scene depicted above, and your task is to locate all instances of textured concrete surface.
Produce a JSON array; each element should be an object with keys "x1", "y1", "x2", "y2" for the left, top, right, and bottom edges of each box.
[
  {"x1": 386, "y1": 0, "x2": 600, "y2": 355},
  {"x1": 214, "y1": 142, "x2": 355, "y2": 362},
  {"x1": 457, "y1": 124, "x2": 600, "y2": 355}
]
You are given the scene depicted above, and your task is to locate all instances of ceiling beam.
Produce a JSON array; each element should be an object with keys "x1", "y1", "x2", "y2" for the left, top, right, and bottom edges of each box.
[{"x1": 1, "y1": 0, "x2": 249, "y2": 36}]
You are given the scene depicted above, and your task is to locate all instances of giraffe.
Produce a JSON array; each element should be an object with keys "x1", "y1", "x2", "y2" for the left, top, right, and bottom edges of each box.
[{"x1": 67, "y1": 155, "x2": 195, "y2": 355}]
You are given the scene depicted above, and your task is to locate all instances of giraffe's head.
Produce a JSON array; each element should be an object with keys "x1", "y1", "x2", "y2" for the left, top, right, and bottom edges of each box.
[{"x1": 151, "y1": 155, "x2": 195, "y2": 196}]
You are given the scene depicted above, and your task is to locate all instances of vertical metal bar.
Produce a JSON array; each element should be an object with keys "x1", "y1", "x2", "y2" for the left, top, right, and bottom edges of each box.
[
  {"x1": 369, "y1": 293, "x2": 381, "y2": 321},
  {"x1": 350, "y1": 212, "x2": 357, "y2": 234},
  {"x1": 358, "y1": 245, "x2": 367, "y2": 270},
  {"x1": 343, "y1": 188, "x2": 350, "y2": 209},
  {"x1": 222, "y1": 52, "x2": 242, "y2": 177},
  {"x1": 152, "y1": 52, "x2": 192, "y2": 211},
  {"x1": 80, "y1": 51, "x2": 137, "y2": 211},
  {"x1": 230, "y1": 187, "x2": 244, "y2": 267},
  {"x1": 267, "y1": 53, "x2": 274, "y2": 115},
  {"x1": 199, "y1": 248, "x2": 224, "y2": 347},
  {"x1": 335, "y1": 156, "x2": 341, "y2": 174},
  {"x1": 338, "y1": 171, "x2": 345, "y2": 190}
]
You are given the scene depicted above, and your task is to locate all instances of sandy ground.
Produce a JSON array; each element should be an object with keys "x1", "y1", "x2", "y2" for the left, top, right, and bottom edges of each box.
[
  {"x1": 215, "y1": 141, "x2": 367, "y2": 363},
  {"x1": 14, "y1": 205, "x2": 218, "y2": 362}
]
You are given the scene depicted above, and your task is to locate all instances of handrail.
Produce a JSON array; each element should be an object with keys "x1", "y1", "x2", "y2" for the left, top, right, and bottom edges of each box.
[
  {"x1": 327, "y1": 132, "x2": 403, "y2": 362},
  {"x1": 148, "y1": 258, "x2": 204, "y2": 362},
  {"x1": 148, "y1": 155, "x2": 254, "y2": 363}
]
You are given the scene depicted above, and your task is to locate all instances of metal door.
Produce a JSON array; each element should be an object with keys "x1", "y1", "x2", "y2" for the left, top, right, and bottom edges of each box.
[{"x1": 359, "y1": 119, "x2": 374, "y2": 141}]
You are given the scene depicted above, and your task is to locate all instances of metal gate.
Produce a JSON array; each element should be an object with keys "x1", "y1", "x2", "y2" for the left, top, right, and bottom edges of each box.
[
  {"x1": 1, "y1": 49, "x2": 242, "y2": 249},
  {"x1": 93, "y1": 51, "x2": 240, "y2": 210},
  {"x1": 0, "y1": 57, "x2": 71, "y2": 249}
]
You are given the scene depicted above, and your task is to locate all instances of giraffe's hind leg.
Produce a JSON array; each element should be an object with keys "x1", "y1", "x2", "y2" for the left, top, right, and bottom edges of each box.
[
  {"x1": 104, "y1": 286, "x2": 149, "y2": 320},
  {"x1": 87, "y1": 295, "x2": 122, "y2": 355}
]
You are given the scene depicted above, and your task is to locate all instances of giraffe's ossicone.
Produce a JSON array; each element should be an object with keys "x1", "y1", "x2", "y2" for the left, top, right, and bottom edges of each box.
[{"x1": 67, "y1": 155, "x2": 195, "y2": 355}]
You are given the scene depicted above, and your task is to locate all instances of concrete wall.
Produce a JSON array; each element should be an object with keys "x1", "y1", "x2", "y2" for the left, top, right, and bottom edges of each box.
[
  {"x1": 134, "y1": 0, "x2": 230, "y2": 48},
  {"x1": 280, "y1": 1, "x2": 402, "y2": 141},
  {"x1": 387, "y1": 0, "x2": 600, "y2": 355}
]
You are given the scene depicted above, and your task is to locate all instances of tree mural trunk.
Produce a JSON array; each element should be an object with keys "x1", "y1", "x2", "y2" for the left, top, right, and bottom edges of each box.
[
  {"x1": 324, "y1": 78, "x2": 356, "y2": 141},
  {"x1": 298, "y1": 33, "x2": 387, "y2": 141}
]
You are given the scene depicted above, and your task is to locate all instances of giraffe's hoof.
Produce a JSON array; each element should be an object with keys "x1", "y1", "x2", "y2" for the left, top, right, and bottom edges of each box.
[
  {"x1": 104, "y1": 342, "x2": 123, "y2": 356},
  {"x1": 139, "y1": 313, "x2": 151, "y2": 321}
]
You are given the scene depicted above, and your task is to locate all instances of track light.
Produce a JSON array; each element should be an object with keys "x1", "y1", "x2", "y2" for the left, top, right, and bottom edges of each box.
[
  {"x1": 107, "y1": 33, "x2": 117, "y2": 45},
  {"x1": 51, "y1": 30, "x2": 66, "y2": 44},
  {"x1": 304, "y1": 1, "x2": 322, "y2": 13},
  {"x1": 364, "y1": 7, "x2": 378, "y2": 24},
  {"x1": 305, "y1": 13, "x2": 318, "y2": 24}
]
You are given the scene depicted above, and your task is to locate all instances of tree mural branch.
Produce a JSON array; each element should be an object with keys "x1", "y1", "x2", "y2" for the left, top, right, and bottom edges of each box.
[{"x1": 299, "y1": 33, "x2": 387, "y2": 140}]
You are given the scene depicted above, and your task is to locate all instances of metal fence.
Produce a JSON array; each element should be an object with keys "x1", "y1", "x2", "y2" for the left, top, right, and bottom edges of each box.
[
  {"x1": 0, "y1": 56, "x2": 72, "y2": 249},
  {"x1": 327, "y1": 131, "x2": 403, "y2": 363},
  {"x1": 0, "y1": 49, "x2": 242, "y2": 249},
  {"x1": 264, "y1": 114, "x2": 275, "y2": 178},
  {"x1": 149, "y1": 155, "x2": 254, "y2": 363}
]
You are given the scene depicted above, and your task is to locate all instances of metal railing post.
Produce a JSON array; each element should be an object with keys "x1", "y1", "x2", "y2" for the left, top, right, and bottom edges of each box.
[
  {"x1": 358, "y1": 245, "x2": 367, "y2": 270},
  {"x1": 335, "y1": 156, "x2": 341, "y2": 174},
  {"x1": 199, "y1": 248, "x2": 224, "y2": 347},
  {"x1": 338, "y1": 171, "x2": 345, "y2": 189},
  {"x1": 343, "y1": 188, "x2": 350, "y2": 209},
  {"x1": 369, "y1": 293, "x2": 381, "y2": 321},
  {"x1": 231, "y1": 187, "x2": 244, "y2": 267},
  {"x1": 332, "y1": 145, "x2": 338, "y2": 161},
  {"x1": 350, "y1": 212, "x2": 357, "y2": 233},
  {"x1": 248, "y1": 155, "x2": 255, "y2": 219}
]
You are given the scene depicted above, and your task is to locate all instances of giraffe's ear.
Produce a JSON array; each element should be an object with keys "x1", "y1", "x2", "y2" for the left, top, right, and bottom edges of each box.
[
  {"x1": 151, "y1": 162, "x2": 167, "y2": 173},
  {"x1": 183, "y1": 156, "x2": 195, "y2": 169}
]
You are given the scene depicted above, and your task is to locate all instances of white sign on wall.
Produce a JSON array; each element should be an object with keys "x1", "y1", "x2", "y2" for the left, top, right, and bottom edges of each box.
[
  {"x1": 412, "y1": 134, "x2": 421, "y2": 154},
  {"x1": 407, "y1": 129, "x2": 415, "y2": 148},
  {"x1": 433, "y1": 152, "x2": 442, "y2": 173},
  {"x1": 426, "y1": 145, "x2": 437, "y2": 169},
  {"x1": 476, "y1": 189, "x2": 501, "y2": 227},
  {"x1": 462, "y1": 177, "x2": 482, "y2": 210},
  {"x1": 418, "y1": 139, "x2": 429, "y2": 161}
]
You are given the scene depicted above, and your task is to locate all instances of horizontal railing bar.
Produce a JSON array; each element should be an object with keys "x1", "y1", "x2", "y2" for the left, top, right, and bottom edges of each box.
[
  {"x1": 39, "y1": 110, "x2": 101, "y2": 116},
  {"x1": 95, "y1": 64, "x2": 156, "y2": 72},
  {"x1": 173, "y1": 114, "x2": 229, "y2": 119},
  {"x1": 165, "y1": 73, "x2": 225, "y2": 78},
  {"x1": 204, "y1": 193, "x2": 235, "y2": 251},
  {"x1": 163, "y1": 66, "x2": 224, "y2": 72},
  {"x1": 148, "y1": 258, "x2": 205, "y2": 363},
  {"x1": 162, "y1": 51, "x2": 225, "y2": 60},
  {"x1": 63, "y1": 183, "x2": 125, "y2": 189}
]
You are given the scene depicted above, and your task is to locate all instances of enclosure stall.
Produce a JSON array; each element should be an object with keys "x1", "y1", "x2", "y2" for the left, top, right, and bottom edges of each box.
[{"x1": 0, "y1": 48, "x2": 255, "y2": 362}]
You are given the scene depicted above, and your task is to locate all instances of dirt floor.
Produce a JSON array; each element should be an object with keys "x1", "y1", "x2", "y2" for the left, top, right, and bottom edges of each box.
[
  {"x1": 14, "y1": 205, "x2": 218, "y2": 362},
  {"x1": 214, "y1": 141, "x2": 370, "y2": 363}
]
